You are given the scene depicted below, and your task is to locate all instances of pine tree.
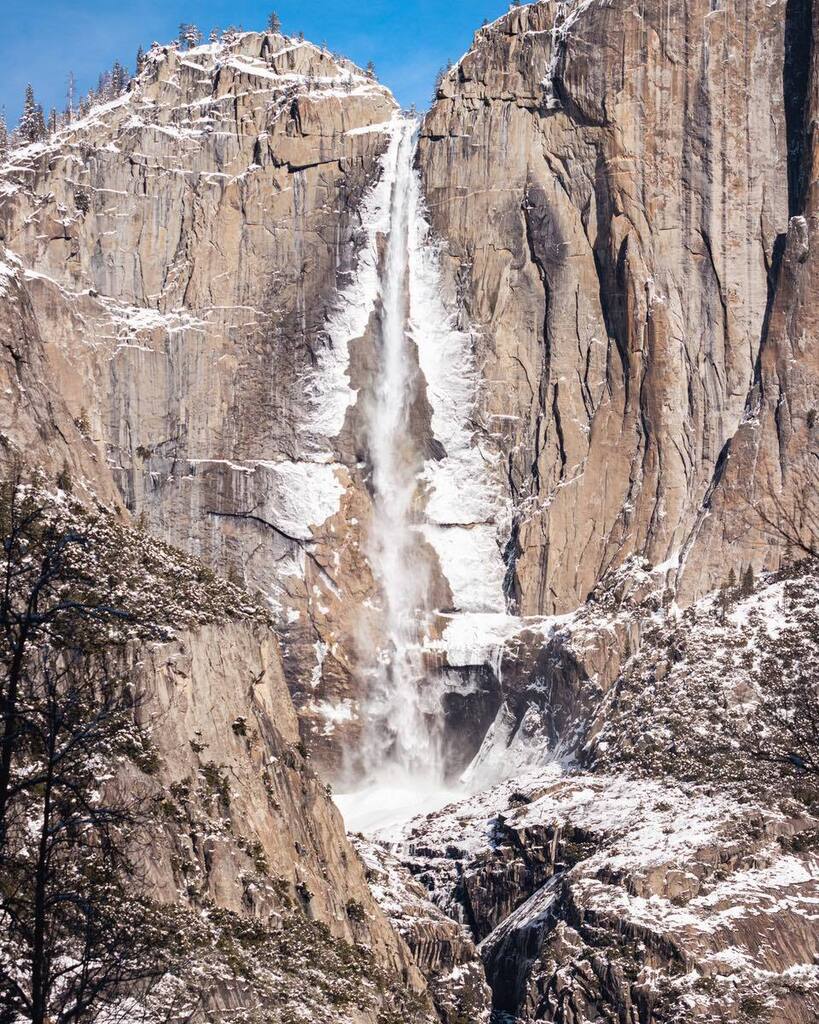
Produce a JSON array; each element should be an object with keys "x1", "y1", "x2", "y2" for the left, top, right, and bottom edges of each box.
[
  {"x1": 97, "y1": 69, "x2": 112, "y2": 100},
  {"x1": 65, "y1": 70, "x2": 77, "y2": 123},
  {"x1": 111, "y1": 61, "x2": 129, "y2": 95},
  {"x1": 34, "y1": 102, "x2": 45, "y2": 139},
  {"x1": 267, "y1": 10, "x2": 282, "y2": 33},
  {"x1": 17, "y1": 85, "x2": 45, "y2": 144},
  {"x1": 0, "y1": 109, "x2": 7, "y2": 160},
  {"x1": 718, "y1": 569, "x2": 737, "y2": 623},
  {"x1": 741, "y1": 565, "x2": 755, "y2": 598},
  {"x1": 717, "y1": 586, "x2": 730, "y2": 624},
  {"x1": 136, "y1": 46, "x2": 146, "y2": 74},
  {"x1": 178, "y1": 22, "x2": 202, "y2": 50},
  {"x1": 365, "y1": 60, "x2": 376, "y2": 78},
  {"x1": 47, "y1": 108, "x2": 57, "y2": 135}
]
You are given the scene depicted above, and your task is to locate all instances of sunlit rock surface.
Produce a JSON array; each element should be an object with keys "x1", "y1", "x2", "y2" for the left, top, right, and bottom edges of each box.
[
  {"x1": 1, "y1": 2, "x2": 817, "y2": 1021},
  {"x1": 419, "y1": 0, "x2": 816, "y2": 613}
]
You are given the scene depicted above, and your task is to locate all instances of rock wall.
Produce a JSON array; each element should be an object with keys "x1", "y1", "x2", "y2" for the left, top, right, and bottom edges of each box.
[
  {"x1": 419, "y1": 0, "x2": 797, "y2": 614},
  {"x1": 5, "y1": 4, "x2": 813, "y2": 785},
  {"x1": 679, "y1": 0, "x2": 819, "y2": 595},
  {"x1": 125, "y1": 619, "x2": 437, "y2": 1020},
  {"x1": 397, "y1": 767, "x2": 819, "y2": 1023},
  {"x1": 129, "y1": 621, "x2": 398, "y2": 952},
  {"x1": 0, "y1": 32, "x2": 399, "y2": 768}
]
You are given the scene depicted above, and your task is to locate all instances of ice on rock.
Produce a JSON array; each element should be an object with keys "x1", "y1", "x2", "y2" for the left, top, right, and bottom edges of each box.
[
  {"x1": 302, "y1": 125, "x2": 399, "y2": 450},
  {"x1": 330, "y1": 117, "x2": 513, "y2": 832}
]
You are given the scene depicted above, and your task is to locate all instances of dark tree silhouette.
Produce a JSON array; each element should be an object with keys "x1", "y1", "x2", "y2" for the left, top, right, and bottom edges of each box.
[{"x1": 0, "y1": 473, "x2": 175, "y2": 1023}]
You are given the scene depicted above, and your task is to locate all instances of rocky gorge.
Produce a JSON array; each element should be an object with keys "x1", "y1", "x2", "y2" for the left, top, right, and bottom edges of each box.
[{"x1": 0, "y1": 1, "x2": 817, "y2": 1022}]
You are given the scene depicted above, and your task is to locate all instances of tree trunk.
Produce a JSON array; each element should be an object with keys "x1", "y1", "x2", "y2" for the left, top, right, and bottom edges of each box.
[
  {"x1": 0, "y1": 632, "x2": 27, "y2": 835},
  {"x1": 30, "y1": 711, "x2": 56, "y2": 1024}
]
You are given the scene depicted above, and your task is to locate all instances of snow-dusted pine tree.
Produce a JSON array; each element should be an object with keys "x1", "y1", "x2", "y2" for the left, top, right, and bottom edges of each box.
[
  {"x1": 178, "y1": 22, "x2": 202, "y2": 49},
  {"x1": 111, "y1": 60, "x2": 130, "y2": 95},
  {"x1": 16, "y1": 85, "x2": 46, "y2": 144},
  {"x1": 0, "y1": 109, "x2": 7, "y2": 160},
  {"x1": 64, "y1": 70, "x2": 76, "y2": 124}
]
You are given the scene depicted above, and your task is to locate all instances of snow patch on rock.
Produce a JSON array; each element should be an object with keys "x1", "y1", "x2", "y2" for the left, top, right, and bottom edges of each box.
[{"x1": 301, "y1": 122, "x2": 399, "y2": 451}]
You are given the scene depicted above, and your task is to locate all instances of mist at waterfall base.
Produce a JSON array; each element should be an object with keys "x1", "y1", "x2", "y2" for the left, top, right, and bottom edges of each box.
[{"x1": 333, "y1": 117, "x2": 473, "y2": 836}]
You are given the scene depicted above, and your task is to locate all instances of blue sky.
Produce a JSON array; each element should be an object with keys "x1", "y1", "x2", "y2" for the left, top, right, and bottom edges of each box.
[{"x1": 1, "y1": 1, "x2": 510, "y2": 128}]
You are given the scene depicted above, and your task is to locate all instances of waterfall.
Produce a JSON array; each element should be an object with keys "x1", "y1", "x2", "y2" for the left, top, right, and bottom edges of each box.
[
  {"x1": 335, "y1": 117, "x2": 453, "y2": 830},
  {"x1": 334, "y1": 115, "x2": 508, "y2": 834},
  {"x1": 362, "y1": 118, "x2": 438, "y2": 778}
]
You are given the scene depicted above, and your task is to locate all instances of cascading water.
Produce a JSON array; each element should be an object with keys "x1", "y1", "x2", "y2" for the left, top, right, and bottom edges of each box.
[
  {"x1": 361, "y1": 119, "x2": 438, "y2": 776},
  {"x1": 334, "y1": 114, "x2": 509, "y2": 834},
  {"x1": 335, "y1": 117, "x2": 455, "y2": 831}
]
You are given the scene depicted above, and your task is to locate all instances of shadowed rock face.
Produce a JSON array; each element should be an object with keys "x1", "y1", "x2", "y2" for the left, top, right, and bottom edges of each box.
[{"x1": 418, "y1": 0, "x2": 815, "y2": 614}]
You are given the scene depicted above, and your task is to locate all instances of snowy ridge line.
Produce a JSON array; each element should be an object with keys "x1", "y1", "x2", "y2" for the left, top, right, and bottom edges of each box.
[
  {"x1": 441, "y1": 0, "x2": 600, "y2": 90},
  {"x1": 0, "y1": 30, "x2": 396, "y2": 173}
]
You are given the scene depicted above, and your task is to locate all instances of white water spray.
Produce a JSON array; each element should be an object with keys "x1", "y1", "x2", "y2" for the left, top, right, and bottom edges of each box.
[
  {"x1": 363, "y1": 119, "x2": 438, "y2": 774},
  {"x1": 335, "y1": 115, "x2": 509, "y2": 834},
  {"x1": 335, "y1": 118, "x2": 454, "y2": 829}
]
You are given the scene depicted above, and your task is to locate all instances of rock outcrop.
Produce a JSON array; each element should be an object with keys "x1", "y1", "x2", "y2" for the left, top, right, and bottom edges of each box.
[
  {"x1": 353, "y1": 837, "x2": 492, "y2": 1024},
  {"x1": 419, "y1": 0, "x2": 813, "y2": 614},
  {"x1": 392, "y1": 767, "x2": 819, "y2": 1023},
  {"x1": 128, "y1": 619, "x2": 437, "y2": 1021},
  {"x1": 0, "y1": 31, "x2": 399, "y2": 770}
]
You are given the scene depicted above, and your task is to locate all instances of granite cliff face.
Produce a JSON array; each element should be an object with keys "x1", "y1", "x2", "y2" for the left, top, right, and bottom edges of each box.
[
  {"x1": 680, "y1": 0, "x2": 819, "y2": 598},
  {"x1": 3, "y1": 2, "x2": 814, "y2": 771},
  {"x1": 0, "y1": 3, "x2": 817, "y2": 1022},
  {"x1": 0, "y1": 33, "x2": 438, "y2": 1023},
  {"x1": 0, "y1": 31, "x2": 404, "y2": 768},
  {"x1": 420, "y1": 0, "x2": 816, "y2": 614}
]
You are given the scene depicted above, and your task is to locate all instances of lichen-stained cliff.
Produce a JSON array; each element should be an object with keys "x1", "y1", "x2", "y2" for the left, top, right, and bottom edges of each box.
[{"x1": 420, "y1": 0, "x2": 808, "y2": 615}]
